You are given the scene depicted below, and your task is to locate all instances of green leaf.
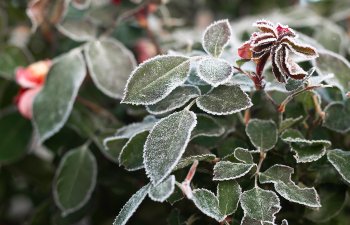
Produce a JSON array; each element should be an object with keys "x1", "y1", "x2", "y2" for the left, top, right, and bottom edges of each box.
[
  {"x1": 217, "y1": 180, "x2": 241, "y2": 216},
  {"x1": 0, "y1": 45, "x2": 29, "y2": 79},
  {"x1": 102, "y1": 137, "x2": 128, "y2": 163},
  {"x1": 279, "y1": 116, "x2": 303, "y2": 133},
  {"x1": 323, "y1": 100, "x2": 350, "y2": 133},
  {"x1": 119, "y1": 131, "x2": 148, "y2": 171},
  {"x1": 192, "y1": 189, "x2": 226, "y2": 222},
  {"x1": 85, "y1": 38, "x2": 136, "y2": 99},
  {"x1": 213, "y1": 161, "x2": 255, "y2": 181},
  {"x1": 327, "y1": 149, "x2": 350, "y2": 184},
  {"x1": 202, "y1": 19, "x2": 232, "y2": 57},
  {"x1": 240, "y1": 187, "x2": 281, "y2": 223},
  {"x1": 53, "y1": 144, "x2": 97, "y2": 215},
  {"x1": 148, "y1": 175, "x2": 175, "y2": 202},
  {"x1": 33, "y1": 50, "x2": 86, "y2": 142},
  {"x1": 232, "y1": 147, "x2": 254, "y2": 164},
  {"x1": 196, "y1": 85, "x2": 252, "y2": 115},
  {"x1": 191, "y1": 114, "x2": 225, "y2": 139},
  {"x1": 144, "y1": 110, "x2": 197, "y2": 185},
  {"x1": 259, "y1": 164, "x2": 321, "y2": 207},
  {"x1": 146, "y1": 85, "x2": 200, "y2": 115},
  {"x1": 174, "y1": 154, "x2": 216, "y2": 171},
  {"x1": 246, "y1": 119, "x2": 277, "y2": 151},
  {"x1": 197, "y1": 58, "x2": 233, "y2": 87},
  {"x1": 240, "y1": 216, "x2": 274, "y2": 225},
  {"x1": 113, "y1": 184, "x2": 150, "y2": 225},
  {"x1": 122, "y1": 55, "x2": 191, "y2": 105},
  {"x1": 57, "y1": 19, "x2": 97, "y2": 42}
]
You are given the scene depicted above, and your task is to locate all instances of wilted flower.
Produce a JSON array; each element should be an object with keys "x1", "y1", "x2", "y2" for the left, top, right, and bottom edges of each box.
[
  {"x1": 15, "y1": 60, "x2": 52, "y2": 119},
  {"x1": 238, "y1": 20, "x2": 318, "y2": 83}
]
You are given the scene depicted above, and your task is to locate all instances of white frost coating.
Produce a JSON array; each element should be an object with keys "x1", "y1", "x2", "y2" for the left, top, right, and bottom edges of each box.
[
  {"x1": 259, "y1": 164, "x2": 321, "y2": 208},
  {"x1": 143, "y1": 110, "x2": 197, "y2": 185},
  {"x1": 122, "y1": 55, "x2": 191, "y2": 105},
  {"x1": 240, "y1": 216, "x2": 274, "y2": 225},
  {"x1": 327, "y1": 149, "x2": 350, "y2": 184},
  {"x1": 113, "y1": 184, "x2": 150, "y2": 225},
  {"x1": 114, "y1": 116, "x2": 157, "y2": 139},
  {"x1": 192, "y1": 188, "x2": 226, "y2": 222},
  {"x1": 245, "y1": 119, "x2": 278, "y2": 151},
  {"x1": 217, "y1": 180, "x2": 242, "y2": 216},
  {"x1": 233, "y1": 148, "x2": 254, "y2": 164},
  {"x1": 174, "y1": 154, "x2": 216, "y2": 171},
  {"x1": 196, "y1": 58, "x2": 234, "y2": 87},
  {"x1": 281, "y1": 219, "x2": 288, "y2": 225},
  {"x1": 213, "y1": 161, "x2": 255, "y2": 181},
  {"x1": 281, "y1": 36, "x2": 319, "y2": 59},
  {"x1": 148, "y1": 175, "x2": 175, "y2": 202},
  {"x1": 202, "y1": 19, "x2": 232, "y2": 57},
  {"x1": 196, "y1": 85, "x2": 253, "y2": 116}
]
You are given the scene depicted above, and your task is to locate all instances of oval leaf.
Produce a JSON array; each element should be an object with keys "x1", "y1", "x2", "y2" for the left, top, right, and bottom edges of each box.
[
  {"x1": 246, "y1": 119, "x2": 277, "y2": 151},
  {"x1": 327, "y1": 149, "x2": 350, "y2": 184},
  {"x1": 148, "y1": 175, "x2": 175, "y2": 202},
  {"x1": 323, "y1": 100, "x2": 350, "y2": 133},
  {"x1": 213, "y1": 161, "x2": 255, "y2": 181},
  {"x1": 197, "y1": 58, "x2": 233, "y2": 87},
  {"x1": 217, "y1": 180, "x2": 241, "y2": 216},
  {"x1": 0, "y1": 45, "x2": 29, "y2": 79}
]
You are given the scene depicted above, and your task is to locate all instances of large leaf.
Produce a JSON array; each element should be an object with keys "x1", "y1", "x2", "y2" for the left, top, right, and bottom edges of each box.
[
  {"x1": 144, "y1": 110, "x2": 197, "y2": 185},
  {"x1": 259, "y1": 164, "x2": 321, "y2": 207},
  {"x1": 240, "y1": 187, "x2": 281, "y2": 223},
  {"x1": 217, "y1": 180, "x2": 241, "y2": 216},
  {"x1": 113, "y1": 184, "x2": 150, "y2": 225},
  {"x1": 85, "y1": 38, "x2": 136, "y2": 99},
  {"x1": 192, "y1": 189, "x2": 226, "y2": 222},
  {"x1": 202, "y1": 19, "x2": 232, "y2": 57},
  {"x1": 196, "y1": 85, "x2": 252, "y2": 115},
  {"x1": 33, "y1": 50, "x2": 86, "y2": 142},
  {"x1": 246, "y1": 119, "x2": 278, "y2": 151},
  {"x1": 327, "y1": 149, "x2": 350, "y2": 184},
  {"x1": 213, "y1": 161, "x2": 255, "y2": 181},
  {"x1": 197, "y1": 58, "x2": 233, "y2": 87},
  {"x1": 122, "y1": 55, "x2": 191, "y2": 105},
  {"x1": 323, "y1": 100, "x2": 350, "y2": 133},
  {"x1": 53, "y1": 144, "x2": 97, "y2": 215},
  {"x1": 148, "y1": 175, "x2": 175, "y2": 202},
  {"x1": 0, "y1": 45, "x2": 29, "y2": 79}
]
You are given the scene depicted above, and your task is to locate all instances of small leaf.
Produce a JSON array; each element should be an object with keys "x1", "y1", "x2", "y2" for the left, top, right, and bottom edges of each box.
[
  {"x1": 0, "y1": 45, "x2": 29, "y2": 79},
  {"x1": 213, "y1": 161, "x2": 255, "y2": 181},
  {"x1": 192, "y1": 189, "x2": 226, "y2": 222},
  {"x1": 197, "y1": 58, "x2": 233, "y2": 87},
  {"x1": 202, "y1": 19, "x2": 232, "y2": 57},
  {"x1": 53, "y1": 144, "x2": 97, "y2": 215},
  {"x1": 114, "y1": 115, "x2": 158, "y2": 139},
  {"x1": 240, "y1": 187, "x2": 281, "y2": 223},
  {"x1": 144, "y1": 110, "x2": 197, "y2": 185},
  {"x1": 246, "y1": 119, "x2": 277, "y2": 151},
  {"x1": 174, "y1": 154, "x2": 216, "y2": 171},
  {"x1": 146, "y1": 85, "x2": 200, "y2": 115},
  {"x1": 148, "y1": 175, "x2": 175, "y2": 202},
  {"x1": 85, "y1": 38, "x2": 137, "y2": 99},
  {"x1": 113, "y1": 184, "x2": 150, "y2": 225},
  {"x1": 196, "y1": 85, "x2": 252, "y2": 115},
  {"x1": 279, "y1": 116, "x2": 303, "y2": 133},
  {"x1": 327, "y1": 149, "x2": 350, "y2": 184},
  {"x1": 33, "y1": 50, "x2": 86, "y2": 142},
  {"x1": 323, "y1": 100, "x2": 350, "y2": 133},
  {"x1": 259, "y1": 164, "x2": 321, "y2": 207},
  {"x1": 57, "y1": 19, "x2": 97, "y2": 42},
  {"x1": 191, "y1": 114, "x2": 225, "y2": 139},
  {"x1": 122, "y1": 55, "x2": 191, "y2": 105},
  {"x1": 217, "y1": 180, "x2": 241, "y2": 216},
  {"x1": 233, "y1": 147, "x2": 254, "y2": 164}
]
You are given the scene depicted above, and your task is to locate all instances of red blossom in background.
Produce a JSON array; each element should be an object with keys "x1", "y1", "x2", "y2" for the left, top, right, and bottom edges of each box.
[
  {"x1": 238, "y1": 20, "x2": 318, "y2": 84},
  {"x1": 134, "y1": 38, "x2": 158, "y2": 63},
  {"x1": 15, "y1": 60, "x2": 52, "y2": 119}
]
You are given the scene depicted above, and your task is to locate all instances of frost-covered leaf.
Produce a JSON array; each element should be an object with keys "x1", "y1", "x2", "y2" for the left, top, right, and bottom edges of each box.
[
  {"x1": 196, "y1": 85, "x2": 252, "y2": 115},
  {"x1": 102, "y1": 137, "x2": 128, "y2": 163},
  {"x1": 217, "y1": 180, "x2": 241, "y2": 216},
  {"x1": 279, "y1": 116, "x2": 303, "y2": 133},
  {"x1": 113, "y1": 184, "x2": 150, "y2": 225},
  {"x1": 146, "y1": 85, "x2": 200, "y2": 115},
  {"x1": 259, "y1": 164, "x2": 321, "y2": 207},
  {"x1": 191, "y1": 114, "x2": 225, "y2": 139},
  {"x1": 33, "y1": 50, "x2": 86, "y2": 142},
  {"x1": 327, "y1": 149, "x2": 350, "y2": 184},
  {"x1": 85, "y1": 38, "x2": 137, "y2": 99},
  {"x1": 233, "y1": 148, "x2": 254, "y2": 164},
  {"x1": 202, "y1": 19, "x2": 232, "y2": 57},
  {"x1": 240, "y1": 216, "x2": 274, "y2": 225},
  {"x1": 246, "y1": 119, "x2": 277, "y2": 151},
  {"x1": 174, "y1": 154, "x2": 216, "y2": 171},
  {"x1": 213, "y1": 161, "x2": 255, "y2": 181},
  {"x1": 323, "y1": 100, "x2": 350, "y2": 133},
  {"x1": 114, "y1": 116, "x2": 158, "y2": 139},
  {"x1": 0, "y1": 45, "x2": 29, "y2": 79},
  {"x1": 197, "y1": 58, "x2": 233, "y2": 87},
  {"x1": 144, "y1": 110, "x2": 197, "y2": 185},
  {"x1": 57, "y1": 19, "x2": 97, "y2": 42},
  {"x1": 119, "y1": 131, "x2": 148, "y2": 171},
  {"x1": 192, "y1": 189, "x2": 226, "y2": 222},
  {"x1": 240, "y1": 187, "x2": 281, "y2": 223},
  {"x1": 122, "y1": 55, "x2": 191, "y2": 105},
  {"x1": 53, "y1": 144, "x2": 97, "y2": 216},
  {"x1": 148, "y1": 175, "x2": 175, "y2": 202}
]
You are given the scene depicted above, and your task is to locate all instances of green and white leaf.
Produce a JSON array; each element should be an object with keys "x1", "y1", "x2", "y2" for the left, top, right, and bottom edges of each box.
[
  {"x1": 246, "y1": 119, "x2": 278, "y2": 151},
  {"x1": 102, "y1": 137, "x2": 128, "y2": 163},
  {"x1": 233, "y1": 147, "x2": 254, "y2": 164},
  {"x1": 146, "y1": 85, "x2": 200, "y2": 115},
  {"x1": 122, "y1": 55, "x2": 191, "y2": 105},
  {"x1": 213, "y1": 161, "x2": 255, "y2": 181},
  {"x1": 191, "y1": 114, "x2": 225, "y2": 139},
  {"x1": 148, "y1": 175, "x2": 175, "y2": 202},
  {"x1": 240, "y1": 216, "x2": 274, "y2": 225},
  {"x1": 192, "y1": 189, "x2": 226, "y2": 222},
  {"x1": 323, "y1": 100, "x2": 350, "y2": 133},
  {"x1": 217, "y1": 180, "x2": 241, "y2": 216},
  {"x1": 114, "y1": 115, "x2": 158, "y2": 139},
  {"x1": 144, "y1": 110, "x2": 197, "y2": 185},
  {"x1": 197, "y1": 58, "x2": 233, "y2": 87},
  {"x1": 85, "y1": 38, "x2": 137, "y2": 99},
  {"x1": 279, "y1": 116, "x2": 303, "y2": 133},
  {"x1": 196, "y1": 85, "x2": 252, "y2": 115},
  {"x1": 259, "y1": 164, "x2": 321, "y2": 207},
  {"x1": 57, "y1": 19, "x2": 97, "y2": 42},
  {"x1": 327, "y1": 149, "x2": 350, "y2": 184},
  {"x1": 202, "y1": 19, "x2": 232, "y2": 57},
  {"x1": 174, "y1": 154, "x2": 216, "y2": 171},
  {"x1": 53, "y1": 144, "x2": 97, "y2": 216},
  {"x1": 113, "y1": 184, "x2": 150, "y2": 225},
  {"x1": 33, "y1": 50, "x2": 86, "y2": 142}
]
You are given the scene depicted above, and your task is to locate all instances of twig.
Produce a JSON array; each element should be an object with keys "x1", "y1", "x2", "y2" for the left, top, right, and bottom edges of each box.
[{"x1": 254, "y1": 151, "x2": 266, "y2": 187}]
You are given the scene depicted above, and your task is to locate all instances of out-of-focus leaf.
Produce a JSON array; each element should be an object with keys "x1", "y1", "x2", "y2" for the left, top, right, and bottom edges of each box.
[
  {"x1": 0, "y1": 45, "x2": 29, "y2": 80},
  {"x1": 323, "y1": 99, "x2": 350, "y2": 134},
  {"x1": 327, "y1": 149, "x2": 350, "y2": 184}
]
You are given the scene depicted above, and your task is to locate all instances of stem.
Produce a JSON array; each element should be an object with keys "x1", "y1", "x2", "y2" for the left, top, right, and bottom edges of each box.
[
  {"x1": 185, "y1": 99, "x2": 196, "y2": 111},
  {"x1": 254, "y1": 151, "x2": 266, "y2": 187}
]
